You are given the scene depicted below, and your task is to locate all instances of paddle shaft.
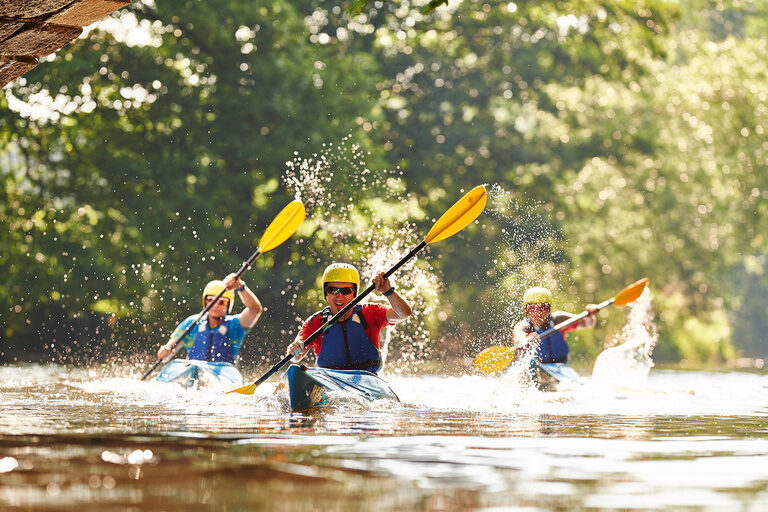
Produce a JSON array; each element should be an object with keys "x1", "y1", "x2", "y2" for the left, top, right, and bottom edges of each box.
[
  {"x1": 140, "y1": 248, "x2": 263, "y2": 381},
  {"x1": 247, "y1": 240, "x2": 428, "y2": 388},
  {"x1": 536, "y1": 297, "x2": 613, "y2": 341}
]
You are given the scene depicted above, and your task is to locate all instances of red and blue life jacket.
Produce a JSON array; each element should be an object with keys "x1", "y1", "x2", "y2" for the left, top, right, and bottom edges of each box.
[{"x1": 312, "y1": 305, "x2": 382, "y2": 373}]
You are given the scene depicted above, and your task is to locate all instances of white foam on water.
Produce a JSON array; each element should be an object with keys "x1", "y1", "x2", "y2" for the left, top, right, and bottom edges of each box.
[
  {"x1": 592, "y1": 288, "x2": 656, "y2": 391},
  {"x1": 385, "y1": 367, "x2": 768, "y2": 417},
  {"x1": 5, "y1": 362, "x2": 768, "y2": 424},
  {"x1": 71, "y1": 371, "x2": 288, "y2": 416}
]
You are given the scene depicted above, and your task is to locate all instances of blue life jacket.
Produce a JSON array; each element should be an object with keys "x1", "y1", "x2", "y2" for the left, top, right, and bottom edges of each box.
[
  {"x1": 185, "y1": 316, "x2": 242, "y2": 364},
  {"x1": 314, "y1": 305, "x2": 382, "y2": 373},
  {"x1": 534, "y1": 319, "x2": 569, "y2": 363}
]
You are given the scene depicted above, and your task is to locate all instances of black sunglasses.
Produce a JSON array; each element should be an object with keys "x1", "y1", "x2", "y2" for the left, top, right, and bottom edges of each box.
[{"x1": 325, "y1": 286, "x2": 355, "y2": 296}]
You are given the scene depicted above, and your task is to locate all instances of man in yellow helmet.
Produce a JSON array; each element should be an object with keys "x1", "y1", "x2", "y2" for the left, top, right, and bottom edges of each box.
[
  {"x1": 513, "y1": 286, "x2": 598, "y2": 364},
  {"x1": 156, "y1": 273, "x2": 262, "y2": 364},
  {"x1": 286, "y1": 263, "x2": 412, "y2": 373}
]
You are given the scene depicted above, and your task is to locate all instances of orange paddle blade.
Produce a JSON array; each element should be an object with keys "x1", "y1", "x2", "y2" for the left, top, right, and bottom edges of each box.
[
  {"x1": 226, "y1": 383, "x2": 255, "y2": 395},
  {"x1": 613, "y1": 278, "x2": 649, "y2": 307},
  {"x1": 474, "y1": 345, "x2": 515, "y2": 375}
]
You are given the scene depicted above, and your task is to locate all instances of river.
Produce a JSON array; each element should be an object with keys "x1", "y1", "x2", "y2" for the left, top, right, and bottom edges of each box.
[{"x1": 2, "y1": 362, "x2": 767, "y2": 511}]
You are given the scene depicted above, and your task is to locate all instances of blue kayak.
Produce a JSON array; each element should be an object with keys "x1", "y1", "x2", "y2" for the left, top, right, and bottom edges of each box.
[
  {"x1": 533, "y1": 361, "x2": 581, "y2": 390},
  {"x1": 537, "y1": 361, "x2": 580, "y2": 383},
  {"x1": 156, "y1": 360, "x2": 243, "y2": 389},
  {"x1": 284, "y1": 364, "x2": 400, "y2": 411}
]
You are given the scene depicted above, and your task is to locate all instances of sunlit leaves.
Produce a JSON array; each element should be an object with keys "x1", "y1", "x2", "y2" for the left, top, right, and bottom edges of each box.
[{"x1": 2, "y1": 0, "x2": 767, "y2": 365}]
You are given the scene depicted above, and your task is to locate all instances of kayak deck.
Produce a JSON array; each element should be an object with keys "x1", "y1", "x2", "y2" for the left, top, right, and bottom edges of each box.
[
  {"x1": 505, "y1": 359, "x2": 581, "y2": 391},
  {"x1": 283, "y1": 365, "x2": 399, "y2": 411},
  {"x1": 533, "y1": 361, "x2": 581, "y2": 391},
  {"x1": 156, "y1": 360, "x2": 243, "y2": 389}
]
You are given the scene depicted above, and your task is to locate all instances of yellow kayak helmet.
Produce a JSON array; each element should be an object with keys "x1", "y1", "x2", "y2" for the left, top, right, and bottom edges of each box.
[
  {"x1": 322, "y1": 263, "x2": 360, "y2": 294},
  {"x1": 523, "y1": 286, "x2": 552, "y2": 313},
  {"x1": 202, "y1": 280, "x2": 235, "y2": 313}
]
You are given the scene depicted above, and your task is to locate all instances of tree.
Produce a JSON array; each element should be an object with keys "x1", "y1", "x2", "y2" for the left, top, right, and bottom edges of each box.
[{"x1": 0, "y1": 0, "x2": 383, "y2": 363}]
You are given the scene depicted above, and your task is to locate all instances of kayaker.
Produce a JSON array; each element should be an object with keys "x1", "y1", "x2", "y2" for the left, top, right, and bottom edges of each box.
[
  {"x1": 286, "y1": 263, "x2": 412, "y2": 373},
  {"x1": 156, "y1": 274, "x2": 262, "y2": 363},
  {"x1": 513, "y1": 286, "x2": 598, "y2": 363}
]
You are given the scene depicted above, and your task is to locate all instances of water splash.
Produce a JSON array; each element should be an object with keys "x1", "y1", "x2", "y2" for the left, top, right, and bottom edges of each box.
[
  {"x1": 495, "y1": 349, "x2": 541, "y2": 397},
  {"x1": 591, "y1": 288, "x2": 657, "y2": 390},
  {"x1": 472, "y1": 184, "x2": 573, "y2": 353},
  {"x1": 281, "y1": 137, "x2": 442, "y2": 373}
]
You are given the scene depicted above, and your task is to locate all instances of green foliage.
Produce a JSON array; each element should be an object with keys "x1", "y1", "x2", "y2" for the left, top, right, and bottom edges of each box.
[
  {"x1": 655, "y1": 291, "x2": 735, "y2": 363},
  {"x1": 0, "y1": 0, "x2": 382, "y2": 362},
  {"x1": 1, "y1": 0, "x2": 766, "y2": 368}
]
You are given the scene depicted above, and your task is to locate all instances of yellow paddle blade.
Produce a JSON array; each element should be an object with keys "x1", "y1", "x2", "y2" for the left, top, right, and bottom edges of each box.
[
  {"x1": 226, "y1": 383, "x2": 255, "y2": 395},
  {"x1": 425, "y1": 185, "x2": 487, "y2": 244},
  {"x1": 613, "y1": 277, "x2": 649, "y2": 307},
  {"x1": 257, "y1": 201, "x2": 306, "y2": 253},
  {"x1": 474, "y1": 345, "x2": 515, "y2": 375}
]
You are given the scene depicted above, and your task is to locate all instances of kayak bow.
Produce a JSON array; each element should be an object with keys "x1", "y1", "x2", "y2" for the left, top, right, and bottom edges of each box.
[
  {"x1": 156, "y1": 360, "x2": 243, "y2": 389},
  {"x1": 282, "y1": 365, "x2": 399, "y2": 411}
]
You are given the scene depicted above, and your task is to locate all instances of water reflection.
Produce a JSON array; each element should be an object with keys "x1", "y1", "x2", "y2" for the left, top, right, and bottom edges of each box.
[
  {"x1": 2, "y1": 364, "x2": 768, "y2": 510},
  {"x1": 3, "y1": 432, "x2": 768, "y2": 510}
]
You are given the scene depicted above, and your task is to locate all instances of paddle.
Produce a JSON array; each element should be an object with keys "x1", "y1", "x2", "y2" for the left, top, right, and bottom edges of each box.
[
  {"x1": 474, "y1": 277, "x2": 649, "y2": 374},
  {"x1": 140, "y1": 200, "x2": 306, "y2": 381},
  {"x1": 228, "y1": 185, "x2": 488, "y2": 395}
]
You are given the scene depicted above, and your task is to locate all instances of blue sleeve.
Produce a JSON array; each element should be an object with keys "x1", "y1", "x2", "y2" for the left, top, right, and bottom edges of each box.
[
  {"x1": 227, "y1": 315, "x2": 249, "y2": 353},
  {"x1": 171, "y1": 315, "x2": 199, "y2": 349}
]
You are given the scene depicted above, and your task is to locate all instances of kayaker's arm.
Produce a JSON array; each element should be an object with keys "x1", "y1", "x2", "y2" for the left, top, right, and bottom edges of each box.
[
  {"x1": 157, "y1": 316, "x2": 195, "y2": 359},
  {"x1": 222, "y1": 273, "x2": 262, "y2": 329},
  {"x1": 287, "y1": 337, "x2": 312, "y2": 362},
  {"x1": 372, "y1": 271, "x2": 412, "y2": 323},
  {"x1": 157, "y1": 337, "x2": 181, "y2": 360},
  {"x1": 235, "y1": 284, "x2": 263, "y2": 329},
  {"x1": 286, "y1": 315, "x2": 318, "y2": 362},
  {"x1": 578, "y1": 304, "x2": 599, "y2": 328},
  {"x1": 513, "y1": 319, "x2": 538, "y2": 347},
  {"x1": 551, "y1": 307, "x2": 598, "y2": 331}
]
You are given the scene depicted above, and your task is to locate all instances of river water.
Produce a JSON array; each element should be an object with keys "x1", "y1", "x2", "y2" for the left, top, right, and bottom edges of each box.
[{"x1": 2, "y1": 362, "x2": 767, "y2": 511}]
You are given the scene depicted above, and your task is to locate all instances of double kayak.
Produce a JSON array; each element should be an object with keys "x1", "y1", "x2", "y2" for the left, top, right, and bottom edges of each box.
[
  {"x1": 156, "y1": 359, "x2": 243, "y2": 389},
  {"x1": 282, "y1": 364, "x2": 399, "y2": 411}
]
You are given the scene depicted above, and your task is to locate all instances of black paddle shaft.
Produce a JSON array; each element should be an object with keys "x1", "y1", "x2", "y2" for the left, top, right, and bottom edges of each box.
[
  {"x1": 249, "y1": 240, "x2": 428, "y2": 388},
  {"x1": 140, "y1": 248, "x2": 263, "y2": 381}
]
